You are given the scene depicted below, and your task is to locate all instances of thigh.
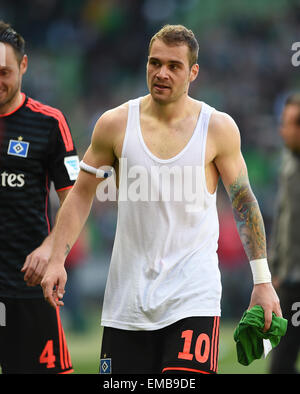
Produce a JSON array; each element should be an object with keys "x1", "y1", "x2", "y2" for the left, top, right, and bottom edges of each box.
[
  {"x1": 0, "y1": 298, "x2": 10, "y2": 369},
  {"x1": 100, "y1": 326, "x2": 161, "y2": 374},
  {"x1": 161, "y1": 316, "x2": 220, "y2": 374},
  {"x1": 0, "y1": 297, "x2": 73, "y2": 374}
]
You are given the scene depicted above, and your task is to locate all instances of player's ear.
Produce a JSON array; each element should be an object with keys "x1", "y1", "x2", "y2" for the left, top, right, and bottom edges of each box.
[
  {"x1": 189, "y1": 63, "x2": 199, "y2": 82},
  {"x1": 20, "y1": 54, "x2": 28, "y2": 75}
]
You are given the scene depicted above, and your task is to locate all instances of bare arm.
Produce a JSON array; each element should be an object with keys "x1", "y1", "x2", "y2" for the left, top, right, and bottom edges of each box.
[
  {"x1": 21, "y1": 188, "x2": 70, "y2": 287},
  {"x1": 227, "y1": 164, "x2": 267, "y2": 261},
  {"x1": 41, "y1": 110, "x2": 119, "y2": 308},
  {"x1": 211, "y1": 112, "x2": 282, "y2": 330}
]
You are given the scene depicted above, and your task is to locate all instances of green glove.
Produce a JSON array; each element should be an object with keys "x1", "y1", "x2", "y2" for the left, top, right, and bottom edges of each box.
[{"x1": 233, "y1": 305, "x2": 287, "y2": 366}]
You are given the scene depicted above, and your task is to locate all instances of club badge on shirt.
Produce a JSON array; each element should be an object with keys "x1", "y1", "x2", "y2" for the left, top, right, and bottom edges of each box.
[{"x1": 7, "y1": 137, "x2": 29, "y2": 158}]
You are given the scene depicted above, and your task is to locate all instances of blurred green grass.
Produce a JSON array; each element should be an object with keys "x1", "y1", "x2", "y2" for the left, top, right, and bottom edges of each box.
[{"x1": 65, "y1": 310, "x2": 300, "y2": 374}]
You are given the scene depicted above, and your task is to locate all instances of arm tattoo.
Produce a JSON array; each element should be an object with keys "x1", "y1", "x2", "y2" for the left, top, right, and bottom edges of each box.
[
  {"x1": 64, "y1": 243, "x2": 71, "y2": 257},
  {"x1": 229, "y1": 171, "x2": 267, "y2": 261}
]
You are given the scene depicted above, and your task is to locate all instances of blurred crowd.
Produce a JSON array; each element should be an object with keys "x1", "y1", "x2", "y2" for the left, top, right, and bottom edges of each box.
[{"x1": 2, "y1": 0, "x2": 300, "y2": 320}]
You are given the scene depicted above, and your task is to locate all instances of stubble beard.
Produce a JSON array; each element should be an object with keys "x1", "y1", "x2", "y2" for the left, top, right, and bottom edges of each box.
[{"x1": 0, "y1": 81, "x2": 20, "y2": 110}]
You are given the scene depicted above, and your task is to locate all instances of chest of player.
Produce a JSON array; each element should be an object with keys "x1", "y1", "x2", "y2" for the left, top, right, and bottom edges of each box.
[
  {"x1": 139, "y1": 119, "x2": 197, "y2": 160},
  {"x1": 0, "y1": 114, "x2": 53, "y2": 175}
]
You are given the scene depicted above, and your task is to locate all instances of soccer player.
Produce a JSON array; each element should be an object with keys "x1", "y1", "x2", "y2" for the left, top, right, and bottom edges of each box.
[
  {"x1": 0, "y1": 21, "x2": 78, "y2": 373},
  {"x1": 268, "y1": 93, "x2": 300, "y2": 374},
  {"x1": 42, "y1": 25, "x2": 281, "y2": 374}
]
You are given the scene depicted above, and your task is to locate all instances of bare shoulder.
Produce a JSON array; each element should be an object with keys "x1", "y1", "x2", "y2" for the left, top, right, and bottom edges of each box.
[
  {"x1": 91, "y1": 102, "x2": 129, "y2": 154},
  {"x1": 209, "y1": 110, "x2": 240, "y2": 140},
  {"x1": 208, "y1": 109, "x2": 241, "y2": 156},
  {"x1": 93, "y1": 102, "x2": 128, "y2": 137}
]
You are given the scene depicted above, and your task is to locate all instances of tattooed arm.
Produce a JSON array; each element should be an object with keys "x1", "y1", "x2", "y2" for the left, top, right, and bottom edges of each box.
[
  {"x1": 228, "y1": 169, "x2": 267, "y2": 261},
  {"x1": 209, "y1": 111, "x2": 282, "y2": 330}
]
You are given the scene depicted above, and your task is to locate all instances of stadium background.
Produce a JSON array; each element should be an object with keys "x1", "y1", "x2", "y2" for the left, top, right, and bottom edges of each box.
[{"x1": 1, "y1": 0, "x2": 300, "y2": 373}]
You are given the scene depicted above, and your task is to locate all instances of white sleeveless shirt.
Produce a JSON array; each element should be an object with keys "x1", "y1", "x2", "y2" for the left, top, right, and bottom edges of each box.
[{"x1": 101, "y1": 97, "x2": 222, "y2": 330}]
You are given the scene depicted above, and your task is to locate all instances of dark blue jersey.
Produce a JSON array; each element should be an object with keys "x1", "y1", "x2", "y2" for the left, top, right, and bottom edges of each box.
[{"x1": 0, "y1": 94, "x2": 79, "y2": 298}]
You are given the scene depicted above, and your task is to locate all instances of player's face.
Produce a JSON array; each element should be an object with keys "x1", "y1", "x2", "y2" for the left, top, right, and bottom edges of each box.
[
  {"x1": 280, "y1": 104, "x2": 300, "y2": 152},
  {"x1": 147, "y1": 39, "x2": 199, "y2": 105},
  {"x1": 0, "y1": 43, "x2": 27, "y2": 110}
]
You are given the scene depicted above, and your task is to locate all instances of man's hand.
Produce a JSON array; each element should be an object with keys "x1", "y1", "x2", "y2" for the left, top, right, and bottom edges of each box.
[
  {"x1": 41, "y1": 263, "x2": 67, "y2": 309},
  {"x1": 21, "y1": 243, "x2": 52, "y2": 287},
  {"x1": 248, "y1": 282, "x2": 282, "y2": 332}
]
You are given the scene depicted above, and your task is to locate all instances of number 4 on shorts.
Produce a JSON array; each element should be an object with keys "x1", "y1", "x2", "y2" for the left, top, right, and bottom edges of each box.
[{"x1": 39, "y1": 340, "x2": 56, "y2": 368}]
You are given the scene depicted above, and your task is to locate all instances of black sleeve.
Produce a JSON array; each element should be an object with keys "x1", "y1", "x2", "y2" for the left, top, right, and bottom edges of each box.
[{"x1": 47, "y1": 113, "x2": 79, "y2": 191}]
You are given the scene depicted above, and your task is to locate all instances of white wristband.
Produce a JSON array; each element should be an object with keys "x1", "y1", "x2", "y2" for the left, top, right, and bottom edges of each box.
[{"x1": 250, "y1": 258, "x2": 272, "y2": 284}]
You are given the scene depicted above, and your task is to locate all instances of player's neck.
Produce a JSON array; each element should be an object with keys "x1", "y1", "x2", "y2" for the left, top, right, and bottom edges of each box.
[
  {"x1": 0, "y1": 90, "x2": 24, "y2": 115},
  {"x1": 145, "y1": 94, "x2": 192, "y2": 123}
]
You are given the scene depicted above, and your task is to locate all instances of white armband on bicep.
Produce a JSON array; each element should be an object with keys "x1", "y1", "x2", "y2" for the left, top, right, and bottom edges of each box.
[
  {"x1": 79, "y1": 160, "x2": 113, "y2": 179},
  {"x1": 250, "y1": 258, "x2": 272, "y2": 284}
]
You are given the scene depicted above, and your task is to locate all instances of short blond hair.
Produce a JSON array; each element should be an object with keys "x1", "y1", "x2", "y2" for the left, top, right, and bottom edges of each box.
[{"x1": 148, "y1": 24, "x2": 199, "y2": 68}]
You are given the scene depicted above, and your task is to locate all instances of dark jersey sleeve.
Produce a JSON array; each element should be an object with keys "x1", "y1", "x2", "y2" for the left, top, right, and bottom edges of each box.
[{"x1": 47, "y1": 113, "x2": 79, "y2": 191}]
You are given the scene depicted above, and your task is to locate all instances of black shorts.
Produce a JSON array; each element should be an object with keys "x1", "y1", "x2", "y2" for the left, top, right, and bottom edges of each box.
[
  {"x1": 0, "y1": 297, "x2": 73, "y2": 374},
  {"x1": 100, "y1": 316, "x2": 220, "y2": 374}
]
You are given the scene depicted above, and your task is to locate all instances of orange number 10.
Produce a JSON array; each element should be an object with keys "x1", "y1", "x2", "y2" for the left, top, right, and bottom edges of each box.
[{"x1": 178, "y1": 330, "x2": 210, "y2": 363}]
